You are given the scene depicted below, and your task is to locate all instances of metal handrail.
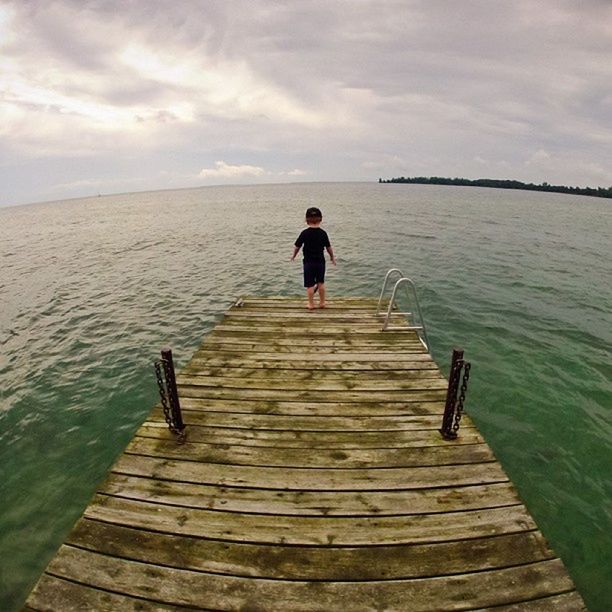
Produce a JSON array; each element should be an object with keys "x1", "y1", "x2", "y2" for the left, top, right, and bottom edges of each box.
[
  {"x1": 376, "y1": 268, "x2": 404, "y2": 314},
  {"x1": 376, "y1": 270, "x2": 429, "y2": 350}
]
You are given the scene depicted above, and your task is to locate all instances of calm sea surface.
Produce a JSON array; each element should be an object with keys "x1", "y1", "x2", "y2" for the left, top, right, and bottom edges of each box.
[{"x1": 0, "y1": 182, "x2": 610, "y2": 610}]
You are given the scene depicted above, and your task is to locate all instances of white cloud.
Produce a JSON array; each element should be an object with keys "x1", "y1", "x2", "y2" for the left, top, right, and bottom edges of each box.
[
  {"x1": 0, "y1": 5, "x2": 325, "y2": 159},
  {"x1": 522, "y1": 149, "x2": 611, "y2": 186},
  {"x1": 198, "y1": 161, "x2": 267, "y2": 180},
  {"x1": 49, "y1": 178, "x2": 104, "y2": 191},
  {"x1": 0, "y1": 5, "x2": 15, "y2": 41},
  {"x1": 118, "y1": 42, "x2": 325, "y2": 127},
  {"x1": 3, "y1": 0, "x2": 612, "y2": 205},
  {"x1": 362, "y1": 155, "x2": 407, "y2": 171},
  {"x1": 526, "y1": 150, "x2": 552, "y2": 166}
]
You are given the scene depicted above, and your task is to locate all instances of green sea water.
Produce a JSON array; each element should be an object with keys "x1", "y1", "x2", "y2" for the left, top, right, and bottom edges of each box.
[{"x1": 0, "y1": 182, "x2": 610, "y2": 610}]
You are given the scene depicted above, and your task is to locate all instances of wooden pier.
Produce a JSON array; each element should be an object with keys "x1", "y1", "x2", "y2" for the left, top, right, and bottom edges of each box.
[{"x1": 26, "y1": 297, "x2": 584, "y2": 610}]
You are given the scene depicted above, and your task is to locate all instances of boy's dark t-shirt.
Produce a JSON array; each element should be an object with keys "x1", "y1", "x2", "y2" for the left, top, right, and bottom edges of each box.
[{"x1": 295, "y1": 227, "x2": 330, "y2": 262}]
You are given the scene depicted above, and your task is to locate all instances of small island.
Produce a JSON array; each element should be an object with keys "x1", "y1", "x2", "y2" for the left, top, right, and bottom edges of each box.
[{"x1": 379, "y1": 176, "x2": 612, "y2": 199}]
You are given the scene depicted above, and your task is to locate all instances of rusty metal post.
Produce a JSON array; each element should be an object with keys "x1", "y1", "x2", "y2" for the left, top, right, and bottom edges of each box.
[
  {"x1": 161, "y1": 347, "x2": 185, "y2": 433},
  {"x1": 440, "y1": 348, "x2": 464, "y2": 440}
]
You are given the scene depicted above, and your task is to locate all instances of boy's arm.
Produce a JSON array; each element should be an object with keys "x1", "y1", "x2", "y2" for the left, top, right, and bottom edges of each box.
[
  {"x1": 290, "y1": 245, "x2": 301, "y2": 261},
  {"x1": 326, "y1": 246, "x2": 337, "y2": 265}
]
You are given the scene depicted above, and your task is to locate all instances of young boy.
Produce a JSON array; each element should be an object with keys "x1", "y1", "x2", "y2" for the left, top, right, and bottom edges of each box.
[{"x1": 291, "y1": 207, "x2": 336, "y2": 310}]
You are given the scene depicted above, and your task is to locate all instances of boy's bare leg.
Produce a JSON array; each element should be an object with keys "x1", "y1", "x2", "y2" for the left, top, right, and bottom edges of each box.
[
  {"x1": 318, "y1": 283, "x2": 326, "y2": 308},
  {"x1": 306, "y1": 286, "x2": 316, "y2": 310}
]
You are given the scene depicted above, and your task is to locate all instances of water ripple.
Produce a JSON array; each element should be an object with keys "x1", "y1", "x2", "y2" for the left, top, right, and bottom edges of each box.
[{"x1": 0, "y1": 183, "x2": 610, "y2": 610}]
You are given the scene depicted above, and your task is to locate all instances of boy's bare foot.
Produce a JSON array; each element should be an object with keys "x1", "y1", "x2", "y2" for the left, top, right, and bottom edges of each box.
[{"x1": 319, "y1": 303, "x2": 326, "y2": 309}]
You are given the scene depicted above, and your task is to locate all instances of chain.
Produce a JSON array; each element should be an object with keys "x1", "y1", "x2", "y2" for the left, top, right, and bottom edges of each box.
[
  {"x1": 440, "y1": 355, "x2": 463, "y2": 439},
  {"x1": 452, "y1": 361, "x2": 471, "y2": 434},
  {"x1": 154, "y1": 359, "x2": 186, "y2": 443},
  {"x1": 449, "y1": 358, "x2": 463, "y2": 400},
  {"x1": 154, "y1": 360, "x2": 174, "y2": 430}
]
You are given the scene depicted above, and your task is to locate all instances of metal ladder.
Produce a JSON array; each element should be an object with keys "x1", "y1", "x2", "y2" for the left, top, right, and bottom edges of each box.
[{"x1": 376, "y1": 268, "x2": 430, "y2": 350}]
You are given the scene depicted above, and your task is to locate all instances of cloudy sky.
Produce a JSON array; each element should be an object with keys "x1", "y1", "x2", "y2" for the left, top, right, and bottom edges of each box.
[{"x1": 1, "y1": 0, "x2": 611, "y2": 207}]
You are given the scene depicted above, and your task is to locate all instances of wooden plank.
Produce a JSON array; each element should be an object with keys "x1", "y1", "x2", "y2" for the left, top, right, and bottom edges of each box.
[
  {"x1": 179, "y1": 364, "x2": 443, "y2": 381},
  {"x1": 209, "y1": 326, "x2": 420, "y2": 337},
  {"x1": 137, "y1": 422, "x2": 482, "y2": 449},
  {"x1": 197, "y1": 343, "x2": 428, "y2": 355},
  {"x1": 99, "y1": 473, "x2": 519, "y2": 515},
  {"x1": 235, "y1": 306, "x2": 384, "y2": 314},
  {"x1": 26, "y1": 574, "x2": 183, "y2": 611},
  {"x1": 222, "y1": 311, "x2": 406, "y2": 320},
  {"x1": 238, "y1": 298, "x2": 383, "y2": 305},
  {"x1": 235, "y1": 306, "x2": 386, "y2": 314},
  {"x1": 45, "y1": 546, "x2": 576, "y2": 610},
  {"x1": 68, "y1": 518, "x2": 556, "y2": 580},
  {"x1": 220, "y1": 318, "x2": 406, "y2": 328},
  {"x1": 204, "y1": 332, "x2": 424, "y2": 344},
  {"x1": 479, "y1": 591, "x2": 586, "y2": 610},
  {"x1": 176, "y1": 397, "x2": 447, "y2": 416},
  {"x1": 201, "y1": 336, "x2": 427, "y2": 349},
  {"x1": 238, "y1": 304, "x2": 385, "y2": 311},
  {"x1": 244, "y1": 294, "x2": 380, "y2": 298},
  {"x1": 214, "y1": 320, "x2": 415, "y2": 330},
  {"x1": 147, "y1": 407, "x2": 469, "y2": 431},
  {"x1": 216, "y1": 321, "x2": 413, "y2": 331},
  {"x1": 193, "y1": 350, "x2": 433, "y2": 361},
  {"x1": 210, "y1": 325, "x2": 427, "y2": 338},
  {"x1": 113, "y1": 454, "x2": 509, "y2": 491},
  {"x1": 196, "y1": 345, "x2": 430, "y2": 356},
  {"x1": 211, "y1": 324, "x2": 422, "y2": 334},
  {"x1": 176, "y1": 374, "x2": 449, "y2": 391},
  {"x1": 237, "y1": 304, "x2": 384, "y2": 310},
  {"x1": 84, "y1": 495, "x2": 534, "y2": 545},
  {"x1": 179, "y1": 365, "x2": 443, "y2": 381},
  {"x1": 176, "y1": 385, "x2": 448, "y2": 403},
  {"x1": 125, "y1": 437, "x2": 493, "y2": 468},
  {"x1": 231, "y1": 317, "x2": 399, "y2": 326},
  {"x1": 241, "y1": 297, "x2": 382, "y2": 305},
  {"x1": 141, "y1": 415, "x2": 484, "y2": 442},
  {"x1": 186, "y1": 357, "x2": 439, "y2": 370}
]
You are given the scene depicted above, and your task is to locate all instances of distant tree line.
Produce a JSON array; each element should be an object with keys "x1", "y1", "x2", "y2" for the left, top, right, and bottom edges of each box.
[{"x1": 378, "y1": 176, "x2": 612, "y2": 199}]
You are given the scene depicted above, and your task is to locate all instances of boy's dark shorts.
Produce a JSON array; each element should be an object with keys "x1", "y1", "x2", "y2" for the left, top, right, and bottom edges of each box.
[{"x1": 303, "y1": 260, "x2": 326, "y2": 288}]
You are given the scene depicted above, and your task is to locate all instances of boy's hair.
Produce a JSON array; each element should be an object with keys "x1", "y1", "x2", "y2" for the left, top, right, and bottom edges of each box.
[{"x1": 305, "y1": 207, "x2": 322, "y2": 221}]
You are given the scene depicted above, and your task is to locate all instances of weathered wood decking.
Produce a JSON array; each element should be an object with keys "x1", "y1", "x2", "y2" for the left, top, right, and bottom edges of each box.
[{"x1": 26, "y1": 297, "x2": 584, "y2": 610}]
